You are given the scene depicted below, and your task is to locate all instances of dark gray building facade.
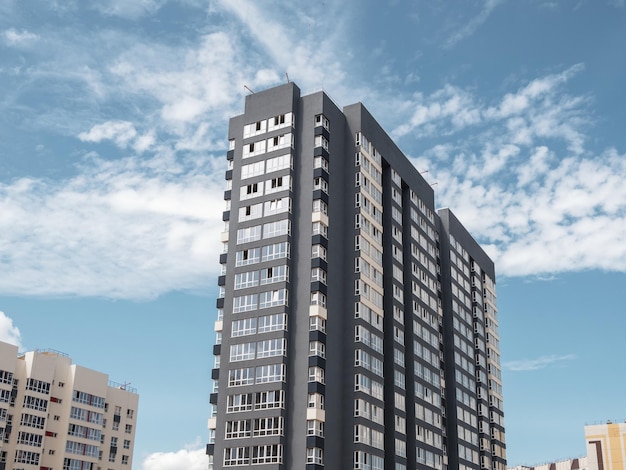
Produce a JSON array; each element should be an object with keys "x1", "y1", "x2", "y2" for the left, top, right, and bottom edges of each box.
[{"x1": 207, "y1": 83, "x2": 506, "y2": 470}]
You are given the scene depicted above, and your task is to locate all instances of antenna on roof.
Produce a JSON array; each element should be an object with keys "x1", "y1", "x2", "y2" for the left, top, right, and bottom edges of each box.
[
  {"x1": 285, "y1": 72, "x2": 290, "y2": 83},
  {"x1": 244, "y1": 85, "x2": 255, "y2": 94}
]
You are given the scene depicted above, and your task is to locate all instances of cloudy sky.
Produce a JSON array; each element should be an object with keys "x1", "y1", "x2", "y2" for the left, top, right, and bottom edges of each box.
[{"x1": 1, "y1": 0, "x2": 625, "y2": 467}]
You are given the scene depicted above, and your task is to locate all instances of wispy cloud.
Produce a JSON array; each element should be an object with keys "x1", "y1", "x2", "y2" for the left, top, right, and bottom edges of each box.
[
  {"x1": 397, "y1": 64, "x2": 626, "y2": 277},
  {"x1": 90, "y1": 0, "x2": 166, "y2": 19},
  {"x1": 0, "y1": 312, "x2": 22, "y2": 350},
  {"x1": 0, "y1": 152, "x2": 224, "y2": 299},
  {"x1": 0, "y1": 1, "x2": 624, "y2": 301},
  {"x1": 503, "y1": 354, "x2": 576, "y2": 371},
  {"x1": 443, "y1": 0, "x2": 505, "y2": 48},
  {"x1": 2, "y1": 28, "x2": 39, "y2": 46}
]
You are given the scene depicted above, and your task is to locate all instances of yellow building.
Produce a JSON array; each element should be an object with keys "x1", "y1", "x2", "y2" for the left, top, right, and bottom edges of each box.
[{"x1": 585, "y1": 422, "x2": 626, "y2": 470}]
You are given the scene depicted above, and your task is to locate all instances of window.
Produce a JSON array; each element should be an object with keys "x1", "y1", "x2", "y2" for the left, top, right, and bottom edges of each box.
[
  {"x1": 313, "y1": 176, "x2": 329, "y2": 193},
  {"x1": 236, "y1": 225, "x2": 262, "y2": 244},
  {"x1": 260, "y1": 265, "x2": 288, "y2": 285},
  {"x1": 354, "y1": 451, "x2": 370, "y2": 470},
  {"x1": 315, "y1": 114, "x2": 330, "y2": 129},
  {"x1": 313, "y1": 155, "x2": 329, "y2": 171},
  {"x1": 14, "y1": 450, "x2": 40, "y2": 465},
  {"x1": 255, "y1": 390, "x2": 285, "y2": 409},
  {"x1": 0, "y1": 370, "x2": 13, "y2": 384},
  {"x1": 259, "y1": 289, "x2": 288, "y2": 308},
  {"x1": 354, "y1": 424, "x2": 371, "y2": 444},
  {"x1": 23, "y1": 395, "x2": 48, "y2": 411},
  {"x1": 307, "y1": 419, "x2": 324, "y2": 437},
  {"x1": 234, "y1": 271, "x2": 259, "y2": 289},
  {"x1": 266, "y1": 174, "x2": 291, "y2": 194},
  {"x1": 267, "y1": 133, "x2": 292, "y2": 152},
  {"x1": 310, "y1": 291, "x2": 326, "y2": 307},
  {"x1": 311, "y1": 267, "x2": 327, "y2": 284},
  {"x1": 238, "y1": 203, "x2": 262, "y2": 221},
  {"x1": 123, "y1": 439, "x2": 130, "y2": 449},
  {"x1": 252, "y1": 444, "x2": 282, "y2": 464},
  {"x1": 257, "y1": 313, "x2": 287, "y2": 333},
  {"x1": 312, "y1": 221, "x2": 328, "y2": 237},
  {"x1": 311, "y1": 244, "x2": 327, "y2": 260},
  {"x1": 228, "y1": 367, "x2": 254, "y2": 387},
  {"x1": 309, "y1": 341, "x2": 326, "y2": 358},
  {"x1": 261, "y1": 242, "x2": 289, "y2": 261},
  {"x1": 70, "y1": 407, "x2": 103, "y2": 425},
  {"x1": 26, "y1": 378, "x2": 51, "y2": 394},
  {"x1": 253, "y1": 417, "x2": 283, "y2": 437},
  {"x1": 306, "y1": 447, "x2": 324, "y2": 465},
  {"x1": 255, "y1": 364, "x2": 286, "y2": 383},
  {"x1": 67, "y1": 424, "x2": 101, "y2": 441},
  {"x1": 263, "y1": 220, "x2": 290, "y2": 239},
  {"x1": 235, "y1": 247, "x2": 260, "y2": 266},
  {"x1": 243, "y1": 119, "x2": 266, "y2": 138},
  {"x1": 17, "y1": 431, "x2": 43, "y2": 447},
  {"x1": 223, "y1": 447, "x2": 250, "y2": 466},
  {"x1": 127, "y1": 409, "x2": 134, "y2": 419},
  {"x1": 264, "y1": 197, "x2": 290, "y2": 216},
  {"x1": 309, "y1": 315, "x2": 326, "y2": 333},
  {"x1": 226, "y1": 393, "x2": 253, "y2": 413},
  {"x1": 231, "y1": 318, "x2": 257, "y2": 337},
  {"x1": 308, "y1": 366, "x2": 325, "y2": 384},
  {"x1": 225, "y1": 420, "x2": 251, "y2": 439},
  {"x1": 308, "y1": 393, "x2": 325, "y2": 410},
  {"x1": 312, "y1": 199, "x2": 328, "y2": 215},
  {"x1": 232, "y1": 294, "x2": 258, "y2": 313},
  {"x1": 240, "y1": 182, "x2": 262, "y2": 200},
  {"x1": 268, "y1": 112, "x2": 293, "y2": 131},
  {"x1": 122, "y1": 455, "x2": 129, "y2": 465},
  {"x1": 265, "y1": 154, "x2": 292, "y2": 173},
  {"x1": 230, "y1": 342, "x2": 256, "y2": 362},
  {"x1": 240, "y1": 160, "x2": 265, "y2": 180},
  {"x1": 242, "y1": 139, "x2": 266, "y2": 159},
  {"x1": 314, "y1": 135, "x2": 329, "y2": 150},
  {"x1": 66, "y1": 441, "x2": 99, "y2": 457},
  {"x1": 20, "y1": 413, "x2": 45, "y2": 429},
  {"x1": 256, "y1": 338, "x2": 287, "y2": 358}
]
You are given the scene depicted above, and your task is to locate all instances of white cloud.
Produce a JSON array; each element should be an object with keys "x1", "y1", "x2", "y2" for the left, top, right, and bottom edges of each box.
[
  {"x1": 109, "y1": 31, "x2": 280, "y2": 127},
  {"x1": 443, "y1": 0, "x2": 505, "y2": 48},
  {"x1": 503, "y1": 354, "x2": 576, "y2": 371},
  {"x1": 432, "y1": 147, "x2": 626, "y2": 276},
  {"x1": 78, "y1": 121, "x2": 138, "y2": 148},
  {"x1": 213, "y1": 0, "x2": 355, "y2": 98},
  {"x1": 0, "y1": 152, "x2": 225, "y2": 299},
  {"x1": 393, "y1": 85, "x2": 482, "y2": 138},
  {"x1": 0, "y1": 312, "x2": 22, "y2": 349},
  {"x1": 2, "y1": 28, "x2": 39, "y2": 46},
  {"x1": 402, "y1": 65, "x2": 626, "y2": 277},
  {"x1": 78, "y1": 121, "x2": 156, "y2": 153},
  {"x1": 141, "y1": 446, "x2": 207, "y2": 470},
  {"x1": 91, "y1": 0, "x2": 166, "y2": 19}
]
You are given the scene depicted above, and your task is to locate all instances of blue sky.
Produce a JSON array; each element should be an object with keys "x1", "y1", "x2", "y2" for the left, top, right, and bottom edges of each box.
[{"x1": 1, "y1": 0, "x2": 625, "y2": 467}]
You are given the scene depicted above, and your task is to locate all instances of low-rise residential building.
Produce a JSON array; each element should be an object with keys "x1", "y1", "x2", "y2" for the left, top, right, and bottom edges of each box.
[{"x1": 0, "y1": 340, "x2": 138, "y2": 470}]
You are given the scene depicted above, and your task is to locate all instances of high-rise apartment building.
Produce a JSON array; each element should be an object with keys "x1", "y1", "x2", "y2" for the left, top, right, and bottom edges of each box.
[
  {"x1": 207, "y1": 83, "x2": 506, "y2": 470},
  {"x1": 0, "y1": 341, "x2": 138, "y2": 470}
]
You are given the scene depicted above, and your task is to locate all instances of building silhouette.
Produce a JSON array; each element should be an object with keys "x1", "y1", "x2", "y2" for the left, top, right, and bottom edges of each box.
[{"x1": 207, "y1": 83, "x2": 506, "y2": 470}]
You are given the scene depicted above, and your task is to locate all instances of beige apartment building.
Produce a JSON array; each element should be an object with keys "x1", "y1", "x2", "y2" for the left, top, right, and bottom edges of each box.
[
  {"x1": 0, "y1": 341, "x2": 138, "y2": 470},
  {"x1": 585, "y1": 422, "x2": 626, "y2": 470}
]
